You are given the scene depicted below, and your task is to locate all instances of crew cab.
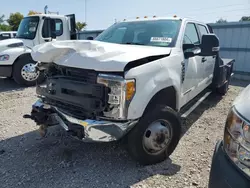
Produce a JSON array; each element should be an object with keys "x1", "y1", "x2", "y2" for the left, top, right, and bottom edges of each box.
[
  {"x1": 209, "y1": 84, "x2": 250, "y2": 188},
  {"x1": 25, "y1": 16, "x2": 234, "y2": 165},
  {"x1": 0, "y1": 13, "x2": 76, "y2": 86}
]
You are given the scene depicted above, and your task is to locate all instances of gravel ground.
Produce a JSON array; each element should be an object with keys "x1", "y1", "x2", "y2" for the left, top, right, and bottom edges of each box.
[{"x1": 0, "y1": 77, "x2": 249, "y2": 188}]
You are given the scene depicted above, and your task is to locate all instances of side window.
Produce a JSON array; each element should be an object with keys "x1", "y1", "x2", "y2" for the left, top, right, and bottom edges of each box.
[
  {"x1": 13, "y1": 33, "x2": 16, "y2": 38},
  {"x1": 198, "y1": 24, "x2": 208, "y2": 36},
  {"x1": 42, "y1": 18, "x2": 63, "y2": 38},
  {"x1": 183, "y1": 23, "x2": 200, "y2": 45},
  {"x1": 55, "y1": 19, "x2": 63, "y2": 36}
]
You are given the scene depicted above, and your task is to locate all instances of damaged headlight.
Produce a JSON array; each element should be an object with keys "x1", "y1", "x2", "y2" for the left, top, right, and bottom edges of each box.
[
  {"x1": 224, "y1": 107, "x2": 250, "y2": 176},
  {"x1": 97, "y1": 74, "x2": 135, "y2": 120}
]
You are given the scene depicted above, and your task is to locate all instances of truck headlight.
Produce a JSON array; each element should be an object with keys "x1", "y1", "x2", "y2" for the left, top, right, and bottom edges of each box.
[
  {"x1": 97, "y1": 74, "x2": 135, "y2": 119},
  {"x1": 0, "y1": 54, "x2": 9, "y2": 61},
  {"x1": 224, "y1": 108, "x2": 250, "y2": 176}
]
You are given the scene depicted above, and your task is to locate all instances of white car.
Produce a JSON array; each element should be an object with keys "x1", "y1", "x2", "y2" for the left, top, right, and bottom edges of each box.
[
  {"x1": 25, "y1": 16, "x2": 234, "y2": 165},
  {"x1": 209, "y1": 84, "x2": 250, "y2": 188},
  {"x1": 0, "y1": 31, "x2": 17, "y2": 40}
]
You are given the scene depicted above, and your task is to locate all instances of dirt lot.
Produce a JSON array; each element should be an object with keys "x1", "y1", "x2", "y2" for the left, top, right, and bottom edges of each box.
[{"x1": 0, "y1": 77, "x2": 249, "y2": 188}]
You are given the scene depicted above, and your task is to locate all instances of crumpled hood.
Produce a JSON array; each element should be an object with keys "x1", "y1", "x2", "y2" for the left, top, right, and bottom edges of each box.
[
  {"x1": 233, "y1": 84, "x2": 250, "y2": 121},
  {"x1": 0, "y1": 38, "x2": 24, "y2": 52},
  {"x1": 31, "y1": 40, "x2": 172, "y2": 72}
]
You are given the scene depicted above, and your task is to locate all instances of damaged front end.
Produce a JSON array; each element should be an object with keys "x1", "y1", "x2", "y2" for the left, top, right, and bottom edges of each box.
[{"x1": 25, "y1": 63, "x2": 138, "y2": 142}]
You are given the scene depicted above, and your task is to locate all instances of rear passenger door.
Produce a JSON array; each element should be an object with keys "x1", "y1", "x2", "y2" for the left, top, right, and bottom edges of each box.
[{"x1": 197, "y1": 24, "x2": 216, "y2": 83}]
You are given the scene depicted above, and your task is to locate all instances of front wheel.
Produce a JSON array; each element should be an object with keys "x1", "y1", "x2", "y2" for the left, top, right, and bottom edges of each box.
[
  {"x1": 13, "y1": 57, "x2": 45, "y2": 86},
  {"x1": 127, "y1": 106, "x2": 181, "y2": 165}
]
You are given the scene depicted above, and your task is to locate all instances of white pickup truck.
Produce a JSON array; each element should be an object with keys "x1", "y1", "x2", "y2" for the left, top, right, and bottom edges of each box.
[
  {"x1": 0, "y1": 13, "x2": 76, "y2": 86},
  {"x1": 25, "y1": 16, "x2": 234, "y2": 165}
]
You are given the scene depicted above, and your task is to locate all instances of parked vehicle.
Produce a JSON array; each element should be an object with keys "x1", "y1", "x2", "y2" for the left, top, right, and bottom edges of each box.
[
  {"x1": 0, "y1": 31, "x2": 17, "y2": 40},
  {"x1": 25, "y1": 16, "x2": 234, "y2": 165},
  {"x1": 209, "y1": 84, "x2": 250, "y2": 188},
  {"x1": 0, "y1": 13, "x2": 76, "y2": 86}
]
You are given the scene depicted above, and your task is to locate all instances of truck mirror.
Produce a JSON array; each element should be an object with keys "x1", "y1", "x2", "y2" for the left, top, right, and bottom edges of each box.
[
  {"x1": 50, "y1": 19, "x2": 56, "y2": 39},
  {"x1": 200, "y1": 34, "x2": 219, "y2": 56},
  {"x1": 87, "y1": 36, "x2": 94, "y2": 40}
]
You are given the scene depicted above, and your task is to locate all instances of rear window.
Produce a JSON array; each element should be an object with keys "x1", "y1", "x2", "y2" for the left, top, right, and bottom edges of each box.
[{"x1": 198, "y1": 24, "x2": 209, "y2": 36}]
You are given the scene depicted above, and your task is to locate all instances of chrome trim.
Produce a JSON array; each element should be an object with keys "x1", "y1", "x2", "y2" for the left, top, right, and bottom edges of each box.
[{"x1": 33, "y1": 100, "x2": 138, "y2": 142}]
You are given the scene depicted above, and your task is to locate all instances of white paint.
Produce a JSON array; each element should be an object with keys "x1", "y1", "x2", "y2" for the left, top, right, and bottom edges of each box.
[
  {"x1": 29, "y1": 17, "x2": 216, "y2": 120},
  {"x1": 233, "y1": 84, "x2": 250, "y2": 122}
]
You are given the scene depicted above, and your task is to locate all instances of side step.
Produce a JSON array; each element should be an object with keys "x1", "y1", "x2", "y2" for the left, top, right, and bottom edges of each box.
[{"x1": 181, "y1": 91, "x2": 212, "y2": 118}]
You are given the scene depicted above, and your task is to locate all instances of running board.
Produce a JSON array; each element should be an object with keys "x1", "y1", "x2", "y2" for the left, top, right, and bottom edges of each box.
[{"x1": 181, "y1": 91, "x2": 212, "y2": 118}]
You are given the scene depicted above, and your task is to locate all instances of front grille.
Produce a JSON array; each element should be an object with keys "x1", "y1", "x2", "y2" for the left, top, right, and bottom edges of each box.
[
  {"x1": 45, "y1": 98, "x2": 97, "y2": 119},
  {"x1": 51, "y1": 64, "x2": 98, "y2": 84}
]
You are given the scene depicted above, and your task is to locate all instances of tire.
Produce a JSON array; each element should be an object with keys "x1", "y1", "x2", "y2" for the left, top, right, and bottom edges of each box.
[
  {"x1": 127, "y1": 105, "x2": 181, "y2": 165},
  {"x1": 13, "y1": 57, "x2": 45, "y2": 86}
]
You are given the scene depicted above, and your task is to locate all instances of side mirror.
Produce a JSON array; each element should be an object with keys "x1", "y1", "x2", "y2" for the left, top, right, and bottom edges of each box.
[
  {"x1": 87, "y1": 36, "x2": 94, "y2": 40},
  {"x1": 50, "y1": 19, "x2": 56, "y2": 39},
  {"x1": 200, "y1": 34, "x2": 219, "y2": 56},
  {"x1": 183, "y1": 43, "x2": 201, "y2": 59}
]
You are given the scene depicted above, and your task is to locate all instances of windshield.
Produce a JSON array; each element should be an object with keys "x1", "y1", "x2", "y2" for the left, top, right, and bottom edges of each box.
[
  {"x1": 16, "y1": 16, "x2": 39, "y2": 40},
  {"x1": 95, "y1": 20, "x2": 181, "y2": 47}
]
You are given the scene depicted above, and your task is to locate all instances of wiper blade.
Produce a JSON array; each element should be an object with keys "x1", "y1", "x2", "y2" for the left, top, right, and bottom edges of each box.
[{"x1": 125, "y1": 42, "x2": 144, "y2": 45}]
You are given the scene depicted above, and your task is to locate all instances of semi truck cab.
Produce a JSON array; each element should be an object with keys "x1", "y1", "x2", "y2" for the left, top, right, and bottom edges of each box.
[{"x1": 0, "y1": 13, "x2": 76, "y2": 86}]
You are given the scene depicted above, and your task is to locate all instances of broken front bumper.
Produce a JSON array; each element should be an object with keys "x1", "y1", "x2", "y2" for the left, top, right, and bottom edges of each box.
[{"x1": 30, "y1": 100, "x2": 138, "y2": 142}]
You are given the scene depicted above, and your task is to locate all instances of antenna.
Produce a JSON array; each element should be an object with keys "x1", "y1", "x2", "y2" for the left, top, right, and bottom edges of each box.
[{"x1": 44, "y1": 5, "x2": 48, "y2": 14}]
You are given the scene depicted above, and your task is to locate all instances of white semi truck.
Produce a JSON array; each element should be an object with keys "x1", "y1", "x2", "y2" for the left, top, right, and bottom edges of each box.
[
  {"x1": 25, "y1": 16, "x2": 234, "y2": 165},
  {"x1": 0, "y1": 13, "x2": 76, "y2": 86}
]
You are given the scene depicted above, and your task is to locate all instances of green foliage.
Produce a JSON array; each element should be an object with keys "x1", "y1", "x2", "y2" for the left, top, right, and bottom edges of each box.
[
  {"x1": 7, "y1": 12, "x2": 24, "y2": 31},
  {"x1": 0, "y1": 24, "x2": 11, "y2": 31},
  {"x1": 76, "y1": 21, "x2": 87, "y2": 31},
  {"x1": 216, "y1": 18, "x2": 227, "y2": 23},
  {"x1": 240, "y1": 16, "x2": 250, "y2": 22}
]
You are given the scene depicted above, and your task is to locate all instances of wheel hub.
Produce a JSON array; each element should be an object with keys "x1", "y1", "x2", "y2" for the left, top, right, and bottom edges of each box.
[
  {"x1": 21, "y1": 63, "x2": 39, "y2": 81},
  {"x1": 142, "y1": 120, "x2": 172, "y2": 155}
]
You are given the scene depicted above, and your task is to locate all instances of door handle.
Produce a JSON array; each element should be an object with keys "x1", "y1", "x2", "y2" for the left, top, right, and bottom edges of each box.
[{"x1": 202, "y1": 57, "x2": 207, "y2": 63}]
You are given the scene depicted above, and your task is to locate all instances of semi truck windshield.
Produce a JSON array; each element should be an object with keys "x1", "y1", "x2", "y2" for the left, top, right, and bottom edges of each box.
[{"x1": 16, "y1": 16, "x2": 39, "y2": 40}]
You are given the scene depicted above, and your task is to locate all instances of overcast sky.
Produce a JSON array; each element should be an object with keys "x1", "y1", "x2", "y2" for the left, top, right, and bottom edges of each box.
[{"x1": 1, "y1": 0, "x2": 250, "y2": 30}]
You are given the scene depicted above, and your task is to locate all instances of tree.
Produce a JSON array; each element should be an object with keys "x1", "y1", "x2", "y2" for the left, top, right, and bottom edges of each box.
[
  {"x1": 0, "y1": 14, "x2": 5, "y2": 24},
  {"x1": 76, "y1": 22, "x2": 87, "y2": 31},
  {"x1": 7, "y1": 12, "x2": 24, "y2": 31},
  {"x1": 240, "y1": 16, "x2": 250, "y2": 22},
  {"x1": 216, "y1": 18, "x2": 227, "y2": 24},
  {"x1": 28, "y1": 10, "x2": 42, "y2": 15},
  {"x1": 0, "y1": 24, "x2": 11, "y2": 31}
]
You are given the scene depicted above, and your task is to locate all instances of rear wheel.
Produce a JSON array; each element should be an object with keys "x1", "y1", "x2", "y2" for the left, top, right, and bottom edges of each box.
[
  {"x1": 13, "y1": 57, "x2": 44, "y2": 86},
  {"x1": 127, "y1": 105, "x2": 181, "y2": 165}
]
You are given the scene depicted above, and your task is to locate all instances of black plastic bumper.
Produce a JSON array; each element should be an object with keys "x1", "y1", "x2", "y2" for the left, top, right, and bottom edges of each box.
[
  {"x1": 209, "y1": 141, "x2": 250, "y2": 188},
  {"x1": 0, "y1": 65, "x2": 12, "y2": 77}
]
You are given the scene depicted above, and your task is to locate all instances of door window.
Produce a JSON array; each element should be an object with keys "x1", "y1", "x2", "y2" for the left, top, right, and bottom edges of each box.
[
  {"x1": 183, "y1": 23, "x2": 200, "y2": 45},
  {"x1": 42, "y1": 18, "x2": 63, "y2": 38},
  {"x1": 198, "y1": 24, "x2": 208, "y2": 36}
]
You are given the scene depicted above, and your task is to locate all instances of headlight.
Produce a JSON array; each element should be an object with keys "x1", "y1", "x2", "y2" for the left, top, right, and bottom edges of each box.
[
  {"x1": 0, "y1": 54, "x2": 9, "y2": 61},
  {"x1": 97, "y1": 74, "x2": 135, "y2": 119},
  {"x1": 224, "y1": 108, "x2": 250, "y2": 176}
]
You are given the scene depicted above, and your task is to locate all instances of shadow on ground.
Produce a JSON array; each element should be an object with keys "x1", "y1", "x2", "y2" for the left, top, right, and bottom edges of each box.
[
  {"x1": 0, "y1": 77, "x2": 25, "y2": 93},
  {"x1": 0, "y1": 125, "x2": 181, "y2": 188}
]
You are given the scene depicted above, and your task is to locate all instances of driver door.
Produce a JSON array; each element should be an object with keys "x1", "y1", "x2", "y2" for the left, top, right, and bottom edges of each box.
[{"x1": 181, "y1": 22, "x2": 204, "y2": 106}]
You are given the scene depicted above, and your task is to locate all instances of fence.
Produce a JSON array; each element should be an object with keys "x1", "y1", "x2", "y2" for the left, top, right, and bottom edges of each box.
[
  {"x1": 209, "y1": 21, "x2": 250, "y2": 80},
  {"x1": 78, "y1": 21, "x2": 250, "y2": 79}
]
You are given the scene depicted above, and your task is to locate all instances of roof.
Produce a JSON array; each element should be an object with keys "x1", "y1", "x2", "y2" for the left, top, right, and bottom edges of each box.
[
  {"x1": 0, "y1": 31, "x2": 17, "y2": 33},
  {"x1": 121, "y1": 16, "x2": 182, "y2": 23},
  {"x1": 26, "y1": 14, "x2": 66, "y2": 19}
]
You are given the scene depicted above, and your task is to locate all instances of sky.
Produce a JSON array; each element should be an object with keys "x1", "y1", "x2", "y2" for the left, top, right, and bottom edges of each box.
[{"x1": 1, "y1": 0, "x2": 250, "y2": 30}]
